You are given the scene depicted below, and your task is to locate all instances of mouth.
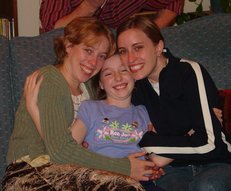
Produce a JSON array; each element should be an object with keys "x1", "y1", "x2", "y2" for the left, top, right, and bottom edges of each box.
[
  {"x1": 113, "y1": 83, "x2": 128, "y2": 90},
  {"x1": 80, "y1": 63, "x2": 94, "y2": 75},
  {"x1": 129, "y1": 63, "x2": 144, "y2": 73}
]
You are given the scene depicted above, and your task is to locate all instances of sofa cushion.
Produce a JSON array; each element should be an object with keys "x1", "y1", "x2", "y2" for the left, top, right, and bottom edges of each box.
[
  {"x1": 161, "y1": 14, "x2": 231, "y2": 90},
  {"x1": 0, "y1": 36, "x2": 14, "y2": 184},
  {"x1": 9, "y1": 28, "x2": 64, "y2": 110}
]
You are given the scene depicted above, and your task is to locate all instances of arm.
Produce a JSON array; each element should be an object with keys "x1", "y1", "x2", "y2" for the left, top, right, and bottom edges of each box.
[
  {"x1": 149, "y1": 153, "x2": 174, "y2": 168},
  {"x1": 70, "y1": 119, "x2": 87, "y2": 144},
  {"x1": 54, "y1": 0, "x2": 105, "y2": 29},
  {"x1": 153, "y1": 0, "x2": 184, "y2": 28},
  {"x1": 139, "y1": 62, "x2": 225, "y2": 161},
  {"x1": 30, "y1": 67, "x2": 156, "y2": 180},
  {"x1": 154, "y1": 9, "x2": 177, "y2": 29}
]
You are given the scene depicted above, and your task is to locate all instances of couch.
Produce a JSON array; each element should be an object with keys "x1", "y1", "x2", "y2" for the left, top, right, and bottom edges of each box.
[{"x1": 0, "y1": 13, "x2": 230, "y2": 189}]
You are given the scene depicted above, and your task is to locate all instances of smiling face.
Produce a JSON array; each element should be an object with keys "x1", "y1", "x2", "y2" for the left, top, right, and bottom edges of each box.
[
  {"x1": 99, "y1": 54, "x2": 134, "y2": 106},
  {"x1": 64, "y1": 35, "x2": 110, "y2": 84},
  {"x1": 117, "y1": 28, "x2": 163, "y2": 80}
]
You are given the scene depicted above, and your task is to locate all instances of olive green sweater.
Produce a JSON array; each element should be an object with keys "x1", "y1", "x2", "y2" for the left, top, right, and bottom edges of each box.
[{"x1": 7, "y1": 65, "x2": 130, "y2": 176}]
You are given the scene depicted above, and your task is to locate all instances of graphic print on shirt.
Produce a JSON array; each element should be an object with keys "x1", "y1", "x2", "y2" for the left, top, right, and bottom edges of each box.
[{"x1": 95, "y1": 117, "x2": 144, "y2": 144}]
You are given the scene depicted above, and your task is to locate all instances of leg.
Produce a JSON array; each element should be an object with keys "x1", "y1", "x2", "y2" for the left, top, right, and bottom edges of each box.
[
  {"x1": 189, "y1": 163, "x2": 231, "y2": 191},
  {"x1": 156, "y1": 165, "x2": 193, "y2": 191},
  {"x1": 140, "y1": 180, "x2": 166, "y2": 191}
]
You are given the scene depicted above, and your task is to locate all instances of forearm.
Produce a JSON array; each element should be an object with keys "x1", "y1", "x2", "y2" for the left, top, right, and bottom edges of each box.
[
  {"x1": 154, "y1": 9, "x2": 177, "y2": 28},
  {"x1": 30, "y1": 107, "x2": 43, "y2": 138},
  {"x1": 54, "y1": 0, "x2": 100, "y2": 29},
  {"x1": 149, "y1": 153, "x2": 174, "y2": 167}
]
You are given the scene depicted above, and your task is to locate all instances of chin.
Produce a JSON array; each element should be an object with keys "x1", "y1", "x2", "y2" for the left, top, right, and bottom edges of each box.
[{"x1": 132, "y1": 73, "x2": 145, "y2": 81}]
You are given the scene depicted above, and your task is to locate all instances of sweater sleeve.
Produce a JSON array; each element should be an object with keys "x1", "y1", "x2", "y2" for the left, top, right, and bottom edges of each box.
[{"x1": 38, "y1": 71, "x2": 130, "y2": 176}]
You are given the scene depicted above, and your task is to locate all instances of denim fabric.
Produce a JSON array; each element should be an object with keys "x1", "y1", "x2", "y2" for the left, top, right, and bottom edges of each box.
[
  {"x1": 156, "y1": 163, "x2": 231, "y2": 191},
  {"x1": 140, "y1": 180, "x2": 166, "y2": 191}
]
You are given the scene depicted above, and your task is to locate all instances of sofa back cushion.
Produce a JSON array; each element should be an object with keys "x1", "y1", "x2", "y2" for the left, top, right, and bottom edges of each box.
[
  {"x1": 161, "y1": 13, "x2": 231, "y2": 136},
  {"x1": 0, "y1": 36, "x2": 14, "y2": 184},
  {"x1": 10, "y1": 28, "x2": 64, "y2": 111},
  {"x1": 161, "y1": 13, "x2": 231, "y2": 90}
]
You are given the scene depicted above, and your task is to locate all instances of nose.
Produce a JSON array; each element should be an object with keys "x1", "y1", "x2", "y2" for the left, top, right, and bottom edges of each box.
[
  {"x1": 115, "y1": 72, "x2": 122, "y2": 82},
  {"x1": 127, "y1": 51, "x2": 136, "y2": 63},
  {"x1": 89, "y1": 55, "x2": 98, "y2": 67}
]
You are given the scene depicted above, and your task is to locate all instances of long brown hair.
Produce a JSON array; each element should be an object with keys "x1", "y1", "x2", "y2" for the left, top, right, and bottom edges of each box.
[
  {"x1": 54, "y1": 16, "x2": 116, "y2": 64},
  {"x1": 116, "y1": 15, "x2": 164, "y2": 46}
]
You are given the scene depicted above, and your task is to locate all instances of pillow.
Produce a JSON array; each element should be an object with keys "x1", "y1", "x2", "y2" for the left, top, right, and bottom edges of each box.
[{"x1": 219, "y1": 90, "x2": 231, "y2": 137}]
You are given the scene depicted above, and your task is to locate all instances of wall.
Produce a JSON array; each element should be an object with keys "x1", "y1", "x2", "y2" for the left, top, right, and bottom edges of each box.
[
  {"x1": 17, "y1": 0, "x2": 211, "y2": 37},
  {"x1": 184, "y1": 0, "x2": 210, "y2": 12},
  {"x1": 17, "y1": 0, "x2": 40, "y2": 36}
]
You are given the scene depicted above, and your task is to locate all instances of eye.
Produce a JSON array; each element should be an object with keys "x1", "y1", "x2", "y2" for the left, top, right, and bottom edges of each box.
[
  {"x1": 85, "y1": 48, "x2": 93, "y2": 55},
  {"x1": 99, "y1": 54, "x2": 107, "y2": 61},
  {"x1": 104, "y1": 72, "x2": 112, "y2": 77},
  {"x1": 134, "y1": 45, "x2": 143, "y2": 52},
  {"x1": 118, "y1": 48, "x2": 126, "y2": 55},
  {"x1": 120, "y1": 66, "x2": 129, "y2": 73}
]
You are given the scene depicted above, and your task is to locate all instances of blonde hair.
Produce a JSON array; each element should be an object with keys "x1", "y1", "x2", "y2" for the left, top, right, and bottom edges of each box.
[{"x1": 54, "y1": 17, "x2": 116, "y2": 64}]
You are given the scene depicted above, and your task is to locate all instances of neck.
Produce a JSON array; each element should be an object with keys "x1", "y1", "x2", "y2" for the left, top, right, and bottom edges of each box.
[
  {"x1": 148, "y1": 56, "x2": 168, "y2": 83},
  {"x1": 56, "y1": 64, "x2": 82, "y2": 96},
  {"x1": 105, "y1": 96, "x2": 131, "y2": 108}
]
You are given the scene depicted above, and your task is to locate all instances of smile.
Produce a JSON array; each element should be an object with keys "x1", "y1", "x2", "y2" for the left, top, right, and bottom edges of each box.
[
  {"x1": 80, "y1": 64, "x2": 94, "y2": 75},
  {"x1": 113, "y1": 83, "x2": 127, "y2": 90},
  {"x1": 129, "y1": 63, "x2": 143, "y2": 73}
]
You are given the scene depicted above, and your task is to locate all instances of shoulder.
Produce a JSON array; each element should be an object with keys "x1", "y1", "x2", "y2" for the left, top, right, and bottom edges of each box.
[
  {"x1": 132, "y1": 104, "x2": 148, "y2": 115},
  {"x1": 80, "y1": 100, "x2": 102, "y2": 109},
  {"x1": 39, "y1": 65, "x2": 67, "y2": 88}
]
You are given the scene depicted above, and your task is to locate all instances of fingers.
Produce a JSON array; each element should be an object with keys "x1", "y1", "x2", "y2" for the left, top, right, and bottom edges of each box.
[
  {"x1": 213, "y1": 107, "x2": 223, "y2": 124},
  {"x1": 148, "y1": 123, "x2": 156, "y2": 133},
  {"x1": 24, "y1": 71, "x2": 42, "y2": 91}
]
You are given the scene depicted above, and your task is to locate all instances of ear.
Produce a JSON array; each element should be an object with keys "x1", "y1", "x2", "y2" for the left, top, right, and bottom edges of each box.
[
  {"x1": 156, "y1": 40, "x2": 164, "y2": 56},
  {"x1": 99, "y1": 81, "x2": 104, "y2": 90},
  {"x1": 65, "y1": 40, "x2": 73, "y2": 54}
]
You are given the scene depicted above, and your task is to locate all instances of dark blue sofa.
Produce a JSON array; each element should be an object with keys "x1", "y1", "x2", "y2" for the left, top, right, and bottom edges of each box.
[{"x1": 0, "y1": 14, "x2": 230, "y2": 189}]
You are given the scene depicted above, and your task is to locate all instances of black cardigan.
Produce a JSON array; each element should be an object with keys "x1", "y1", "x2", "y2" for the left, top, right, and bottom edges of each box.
[{"x1": 132, "y1": 50, "x2": 231, "y2": 166}]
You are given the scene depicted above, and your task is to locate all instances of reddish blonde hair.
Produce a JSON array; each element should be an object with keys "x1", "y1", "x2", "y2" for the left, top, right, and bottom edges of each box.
[{"x1": 54, "y1": 17, "x2": 116, "y2": 64}]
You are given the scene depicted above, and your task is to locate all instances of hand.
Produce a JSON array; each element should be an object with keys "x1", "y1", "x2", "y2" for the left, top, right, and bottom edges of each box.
[
  {"x1": 213, "y1": 108, "x2": 223, "y2": 125},
  {"x1": 24, "y1": 70, "x2": 44, "y2": 137},
  {"x1": 148, "y1": 123, "x2": 156, "y2": 133},
  {"x1": 149, "y1": 167, "x2": 165, "y2": 181},
  {"x1": 24, "y1": 70, "x2": 43, "y2": 115},
  {"x1": 128, "y1": 151, "x2": 156, "y2": 181}
]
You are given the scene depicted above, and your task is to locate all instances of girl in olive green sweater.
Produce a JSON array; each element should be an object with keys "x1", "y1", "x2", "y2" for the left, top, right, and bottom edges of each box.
[{"x1": 3, "y1": 17, "x2": 155, "y2": 191}]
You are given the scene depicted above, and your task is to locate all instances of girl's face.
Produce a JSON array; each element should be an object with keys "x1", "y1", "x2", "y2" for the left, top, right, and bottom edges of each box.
[
  {"x1": 99, "y1": 55, "x2": 134, "y2": 104},
  {"x1": 65, "y1": 35, "x2": 110, "y2": 84},
  {"x1": 117, "y1": 28, "x2": 162, "y2": 80}
]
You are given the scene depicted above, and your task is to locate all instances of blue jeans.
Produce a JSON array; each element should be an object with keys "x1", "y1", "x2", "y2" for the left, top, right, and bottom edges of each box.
[{"x1": 156, "y1": 163, "x2": 231, "y2": 191}]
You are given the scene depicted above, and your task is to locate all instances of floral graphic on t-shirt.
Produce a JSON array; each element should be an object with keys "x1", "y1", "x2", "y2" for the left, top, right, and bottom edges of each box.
[
  {"x1": 95, "y1": 119, "x2": 143, "y2": 143},
  {"x1": 109, "y1": 120, "x2": 120, "y2": 129},
  {"x1": 122, "y1": 123, "x2": 132, "y2": 131}
]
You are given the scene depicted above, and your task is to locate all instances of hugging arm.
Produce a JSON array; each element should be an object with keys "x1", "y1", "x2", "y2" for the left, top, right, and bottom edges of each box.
[{"x1": 23, "y1": 70, "x2": 158, "y2": 181}]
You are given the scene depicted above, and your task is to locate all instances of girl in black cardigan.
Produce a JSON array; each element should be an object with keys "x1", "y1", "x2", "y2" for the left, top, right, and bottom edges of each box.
[{"x1": 117, "y1": 15, "x2": 231, "y2": 191}]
